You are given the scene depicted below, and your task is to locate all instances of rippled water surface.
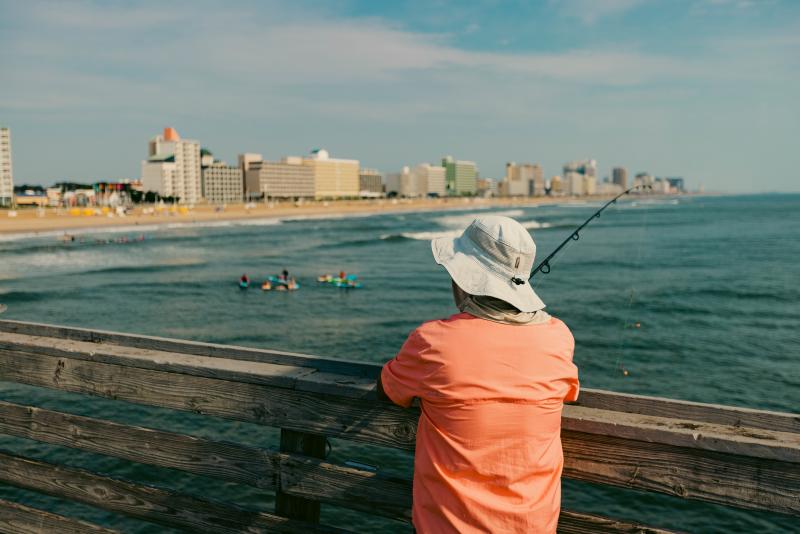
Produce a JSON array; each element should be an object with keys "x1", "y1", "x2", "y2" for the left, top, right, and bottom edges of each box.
[{"x1": 1, "y1": 194, "x2": 798, "y2": 532}]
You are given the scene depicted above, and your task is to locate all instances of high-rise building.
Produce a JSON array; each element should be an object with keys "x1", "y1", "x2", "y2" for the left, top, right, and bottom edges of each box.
[
  {"x1": 239, "y1": 153, "x2": 263, "y2": 175},
  {"x1": 612, "y1": 167, "x2": 628, "y2": 190},
  {"x1": 550, "y1": 175, "x2": 564, "y2": 196},
  {"x1": 140, "y1": 127, "x2": 201, "y2": 203},
  {"x1": 202, "y1": 162, "x2": 243, "y2": 204},
  {"x1": 303, "y1": 149, "x2": 359, "y2": 199},
  {"x1": 666, "y1": 177, "x2": 685, "y2": 193},
  {"x1": 501, "y1": 162, "x2": 545, "y2": 197},
  {"x1": 359, "y1": 168, "x2": 383, "y2": 195},
  {"x1": 562, "y1": 160, "x2": 597, "y2": 196},
  {"x1": 0, "y1": 128, "x2": 13, "y2": 207},
  {"x1": 442, "y1": 156, "x2": 477, "y2": 196},
  {"x1": 386, "y1": 166, "x2": 427, "y2": 198},
  {"x1": 635, "y1": 172, "x2": 654, "y2": 191},
  {"x1": 246, "y1": 157, "x2": 315, "y2": 199},
  {"x1": 412, "y1": 163, "x2": 446, "y2": 197}
]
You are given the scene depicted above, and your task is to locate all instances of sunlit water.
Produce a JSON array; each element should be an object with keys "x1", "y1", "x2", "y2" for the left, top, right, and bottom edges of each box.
[{"x1": 1, "y1": 194, "x2": 798, "y2": 532}]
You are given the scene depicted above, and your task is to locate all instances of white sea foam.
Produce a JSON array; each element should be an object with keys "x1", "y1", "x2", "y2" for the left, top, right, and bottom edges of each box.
[
  {"x1": 381, "y1": 230, "x2": 462, "y2": 241},
  {"x1": 433, "y1": 209, "x2": 526, "y2": 228}
]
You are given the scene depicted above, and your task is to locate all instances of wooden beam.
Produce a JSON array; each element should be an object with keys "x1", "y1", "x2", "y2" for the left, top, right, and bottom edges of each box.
[
  {"x1": 576, "y1": 389, "x2": 800, "y2": 434},
  {"x1": 0, "y1": 452, "x2": 346, "y2": 534},
  {"x1": 275, "y1": 429, "x2": 327, "y2": 522},
  {"x1": 0, "y1": 498, "x2": 119, "y2": 534},
  {"x1": 0, "y1": 349, "x2": 418, "y2": 450},
  {"x1": 0, "y1": 320, "x2": 379, "y2": 378},
  {"x1": 0, "y1": 401, "x2": 412, "y2": 521},
  {"x1": 562, "y1": 430, "x2": 800, "y2": 516},
  {"x1": 3, "y1": 321, "x2": 798, "y2": 433},
  {"x1": 558, "y1": 510, "x2": 675, "y2": 534}
]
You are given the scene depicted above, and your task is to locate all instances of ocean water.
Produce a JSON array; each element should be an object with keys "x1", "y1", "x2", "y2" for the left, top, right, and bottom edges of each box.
[{"x1": 0, "y1": 194, "x2": 798, "y2": 532}]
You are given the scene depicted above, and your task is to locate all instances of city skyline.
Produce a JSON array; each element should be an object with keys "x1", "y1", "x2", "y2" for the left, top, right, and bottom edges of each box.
[{"x1": 1, "y1": 1, "x2": 799, "y2": 192}]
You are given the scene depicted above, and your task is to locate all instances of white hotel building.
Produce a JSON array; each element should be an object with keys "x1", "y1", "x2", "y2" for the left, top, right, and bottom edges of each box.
[
  {"x1": 141, "y1": 127, "x2": 201, "y2": 204},
  {"x1": 0, "y1": 128, "x2": 13, "y2": 207}
]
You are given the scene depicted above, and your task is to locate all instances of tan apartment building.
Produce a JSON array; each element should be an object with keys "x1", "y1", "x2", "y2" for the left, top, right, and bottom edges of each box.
[
  {"x1": 202, "y1": 163, "x2": 243, "y2": 204},
  {"x1": 303, "y1": 149, "x2": 359, "y2": 199},
  {"x1": 246, "y1": 157, "x2": 315, "y2": 199}
]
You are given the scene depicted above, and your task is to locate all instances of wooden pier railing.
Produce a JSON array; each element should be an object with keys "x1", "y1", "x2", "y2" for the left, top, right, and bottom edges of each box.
[{"x1": 0, "y1": 320, "x2": 797, "y2": 532}]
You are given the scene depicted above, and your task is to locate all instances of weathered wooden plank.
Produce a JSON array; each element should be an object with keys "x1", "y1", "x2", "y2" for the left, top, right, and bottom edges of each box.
[
  {"x1": 275, "y1": 430, "x2": 326, "y2": 522},
  {"x1": 0, "y1": 333, "x2": 376, "y2": 400},
  {"x1": 562, "y1": 405, "x2": 800, "y2": 463},
  {"x1": 3, "y1": 322, "x2": 799, "y2": 433},
  {"x1": 3, "y1": 344, "x2": 797, "y2": 464},
  {"x1": 0, "y1": 320, "x2": 378, "y2": 377},
  {"x1": 0, "y1": 498, "x2": 118, "y2": 534},
  {"x1": 0, "y1": 400, "x2": 413, "y2": 521},
  {"x1": 0, "y1": 452, "x2": 346, "y2": 534},
  {"x1": 562, "y1": 430, "x2": 800, "y2": 516},
  {"x1": 0, "y1": 349, "x2": 419, "y2": 450},
  {"x1": 576, "y1": 389, "x2": 800, "y2": 434},
  {"x1": 558, "y1": 510, "x2": 676, "y2": 534}
]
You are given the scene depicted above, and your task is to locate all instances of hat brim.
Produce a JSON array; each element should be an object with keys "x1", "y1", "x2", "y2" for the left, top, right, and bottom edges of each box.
[{"x1": 432, "y1": 235, "x2": 545, "y2": 313}]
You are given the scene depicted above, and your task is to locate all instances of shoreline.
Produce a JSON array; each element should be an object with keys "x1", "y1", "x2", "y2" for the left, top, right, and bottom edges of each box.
[{"x1": 0, "y1": 194, "x2": 689, "y2": 240}]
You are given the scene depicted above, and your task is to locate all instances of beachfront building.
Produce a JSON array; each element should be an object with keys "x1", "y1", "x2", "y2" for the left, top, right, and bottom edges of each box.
[
  {"x1": 613, "y1": 167, "x2": 628, "y2": 190},
  {"x1": 477, "y1": 178, "x2": 498, "y2": 197},
  {"x1": 549, "y1": 175, "x2": 564, "y2": 196},
  {"x1": 385, "y1": 166, "x2": 425, "y2": 198},
  {"x1": 359, "y1": 168, "x2": 384, "y2": 196},
  {"x1": 141, "y1": 127, "x2": 201, "y2": 203},
  {"x1": 634, "y1": 172, "x2": 654, "y2": 192},
  {"x1": 500, "y1": 162, "x2": 544, "y2": 197},
  {"x1": 245, "y1": 157, "x2": 315, "y2": 199},
  {"x1": 409, "y1": 163, "x2": 445, "y2": 197},
  {"x1": 238, "y1": 153, "x2": 263, "y2": 174},
  {"x1": 666, "y1": 177, "x2": 685, "y2": 193},
  {"x1": 202, "y1": 163, "x2": 244, "y2": 204},
  {"x1": 303, "y1": 149, "x2": 359, "y2": 199},
  {"x1": 0, "y1": 128, "x2": 13, "y2": 207},
  {"x1": 563, "y1": 160, "x2": 597, "y2": 196},
  {"x1": 441, "y1": 156, "x2": 477, "y2": 196}
]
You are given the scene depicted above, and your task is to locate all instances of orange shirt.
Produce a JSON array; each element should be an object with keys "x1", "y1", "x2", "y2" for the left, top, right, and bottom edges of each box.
[{"x1": 380, "y1": 312, "x2": 579, "y2": 533}]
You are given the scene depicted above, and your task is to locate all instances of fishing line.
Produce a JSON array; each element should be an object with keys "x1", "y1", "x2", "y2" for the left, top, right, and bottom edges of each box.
[{"x1": 613, "y1": 198, "x2": 651, "y2": 377}]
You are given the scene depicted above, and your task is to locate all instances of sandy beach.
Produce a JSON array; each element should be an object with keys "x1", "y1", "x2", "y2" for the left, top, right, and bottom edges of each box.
[{"x1": 0, "y1": 196, "x2": 599, "y2": 238}]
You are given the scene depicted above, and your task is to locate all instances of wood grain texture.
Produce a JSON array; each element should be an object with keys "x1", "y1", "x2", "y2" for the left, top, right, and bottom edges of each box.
[
  {"x1": 0, "y1": 349, "x2": 418, "y2": 450},
  {"x1": 0, "y1": 400, "x2": 413, "y2": 521},
  {"x1": 275, "y1": 429, "x2": 326, "y2": 522},
  {"x1": 558, "y1": 510, "x2": 676, "y2": 534},
  {"x1": 562, "y1": 430, "x2": 800, "y2": 516},
  {"x1": 0, "y1": 452, "x2": 346, "y2": 534},
  {"x1": 0, "y1": 320, "x2": 378, "y2": 378},
  {"x1": 0, "y1": 498, "x2": 118, "y2": 534}
]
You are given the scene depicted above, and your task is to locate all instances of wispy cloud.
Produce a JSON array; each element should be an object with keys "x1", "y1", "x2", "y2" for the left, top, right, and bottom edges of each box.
[{"x1": 550, "y1": 0, "x2": 646, "y2": 25}]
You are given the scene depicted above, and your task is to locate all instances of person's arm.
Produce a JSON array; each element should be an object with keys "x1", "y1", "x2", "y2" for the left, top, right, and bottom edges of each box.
[{"x1": 378, "y1": 328, "x2": 432, "y2": 408}]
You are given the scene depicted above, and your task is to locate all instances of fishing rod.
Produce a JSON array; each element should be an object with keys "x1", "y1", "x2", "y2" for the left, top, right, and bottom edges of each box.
[{"x1": 529, "y1": 185, "x2": 650, "y2": 281}]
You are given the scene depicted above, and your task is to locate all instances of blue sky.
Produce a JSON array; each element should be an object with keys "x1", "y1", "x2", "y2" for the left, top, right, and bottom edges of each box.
[{"x1": 1, "y1": 0, "x2": 798, "y2": 192}]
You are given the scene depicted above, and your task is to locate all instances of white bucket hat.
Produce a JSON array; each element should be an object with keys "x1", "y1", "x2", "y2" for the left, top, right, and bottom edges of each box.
[{"x1": 431, "y1": 215, "x2": 545, "y2": 312}]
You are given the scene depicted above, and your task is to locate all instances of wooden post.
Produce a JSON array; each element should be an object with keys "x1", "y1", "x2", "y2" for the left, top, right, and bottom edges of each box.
[{"x1": 276, "y1": 428, "x2": 327, "y2": 522}]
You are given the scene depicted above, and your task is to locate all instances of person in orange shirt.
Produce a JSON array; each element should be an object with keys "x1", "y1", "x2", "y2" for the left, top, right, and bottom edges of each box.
[{"x1": 378, "y1": 215, "x2": 579, "y2": 533}]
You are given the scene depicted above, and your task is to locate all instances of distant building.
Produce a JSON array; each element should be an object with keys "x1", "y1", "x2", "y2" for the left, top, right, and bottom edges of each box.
[
  {"x1": 202, "y1": 163, "x2": 243, "y2": 204},
  {"x1": 359, "y1": 168, "x2": 384, "y2": 196},
  {"x1": 238, "y1": 153, "x2": 263, "y2": 174},
  {"x1": 550, "y1": 175, "x2": 564, "y2": 196},
  {"x1": 442, "y1": 156, "x2": 477, "y2": 196},
  {"x1": 304, "y1": 149, "x2": 359, "y2": 199},
  {"x1": 0, "y1": 128, "x2": 13, "y2": 207},
  {"x1": 634, "y1": 172, "x2": 654, "y2": 191},
  {"x1": 666, "y1": 177, "x2": 685, "y2": 193},
  {"x1": 563, "y1": 160, "x2": 597, "y2": 196},
  {"x1": 386, "y1": 166, "x2": 427, "y2": 198},
  {"x1": 412, "y1": 163, "x2": 446, "y2": 197},
  {"x1": 477, "y1": 178, "x2": 497, "y2": 197},
  {"x1": 141, "y1": 127, "x2": 201, "y2": 203},
  {"x1": 612, "y1": 167, "x2": 628, "y2": 190},
  {"x1": 500, "y1": 162, "x2": 544, "y2": 197},
  {"x1": 246, "y1": 157, "x2": 315, "y2": 199}
]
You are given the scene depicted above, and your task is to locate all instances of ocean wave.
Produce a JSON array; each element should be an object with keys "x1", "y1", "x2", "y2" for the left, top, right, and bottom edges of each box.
[
  {"x1": 433, "y1": 209, "x2": 526, "y2": 228},
  {"x1": 381, "y1": 230, "x2": 462, "y2": 241}
]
